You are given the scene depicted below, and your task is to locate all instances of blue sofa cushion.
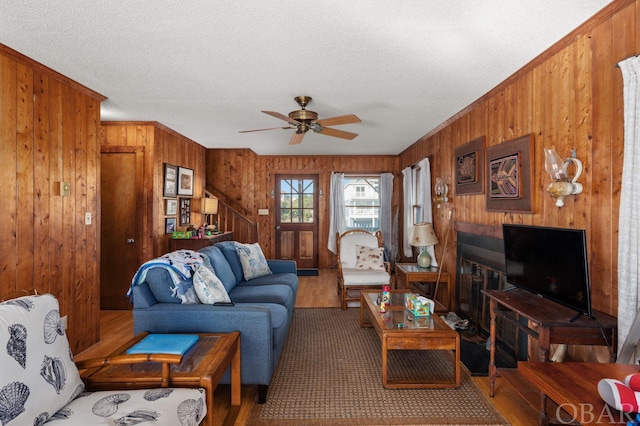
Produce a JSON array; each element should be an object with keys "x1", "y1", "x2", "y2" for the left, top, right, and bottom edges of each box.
[
  {"x1": 215, "y1": 241, "x2": 244, "y2": 284},
  {"x1": 241, "y1": 273, "x2": 298, "y2": 296},
  {"x1": 199, "y1": 245, "x2": 238, "y2": 293},
  {"x1": 145, "y1": 268, "x2": 182, "y2": 304},
  {"x1": 229, "y1": 284, "x2": 294, "y2": 312}
]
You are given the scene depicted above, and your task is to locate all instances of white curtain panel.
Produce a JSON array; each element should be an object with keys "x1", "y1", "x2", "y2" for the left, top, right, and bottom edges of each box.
[
  {"x1": 617, "y1": 55, "x2": 640, "y2": 360},
  {"x1": 379, "y1": 172, "x2": 394, "y2": 258},
  {"x1": 327, "y1": 172, "x2": 345, "y2": 254},
  {"x1": 416, "y1": 158, "x2": 438, "y2": 267},
  {"x1": 402, "y1": 166, "x2": 414, "y2": 257}
]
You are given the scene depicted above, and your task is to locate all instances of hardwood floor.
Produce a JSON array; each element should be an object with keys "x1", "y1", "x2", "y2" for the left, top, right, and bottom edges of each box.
[{"x1": 76, "y1": 269, "x2": 536, "y2": 425}]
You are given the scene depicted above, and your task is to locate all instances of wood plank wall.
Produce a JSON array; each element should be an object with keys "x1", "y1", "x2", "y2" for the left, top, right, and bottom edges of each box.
[
  {"x1": 0, "y1": 44, "x2": 105, "y2": 353},
  {"x1": 399, "y1": 0, "x2": 636, "y2": 324},
  {"x1": 205, "y1": 149, "x2": 400, "y2": 268},
  {"x1": 101, "y1": 122, "x2": 207, "y2": 259}
]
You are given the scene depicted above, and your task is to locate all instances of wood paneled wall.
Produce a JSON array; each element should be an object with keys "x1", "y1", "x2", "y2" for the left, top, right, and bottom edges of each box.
[
  {"x1": 399, "y1": 0, "x2": 636, "y2": 321},
  {"x1": 101, "y1": 122, "x2": 207, "y2": 259},
  {"x1": 206, "y1": 149, "x2": 400, "y2": 268},
  {"x1": 0, "y1": 44, "x2": 105, "y2": 353}
]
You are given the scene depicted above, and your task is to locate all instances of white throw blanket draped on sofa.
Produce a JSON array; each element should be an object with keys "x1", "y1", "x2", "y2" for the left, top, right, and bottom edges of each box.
[{"x1": 128, "y1": 249, "x2": 205, "y2": 302}]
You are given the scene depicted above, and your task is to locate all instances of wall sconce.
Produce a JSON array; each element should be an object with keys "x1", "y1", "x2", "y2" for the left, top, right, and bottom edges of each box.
[
  {"x1": 410, "y1": 222, "x2": 439, "y2": 268},
  {"x1": 433, "y1": 177, "x2": 448, "y2": 208},
  {"x1": 543, "y1": 147, "x2": 583, "y2": 207},
  {"x1": 201, "y1": 197, "x2": 219, "y2": 232},
  {"x1": 59, "y1": 181, "x2": 71, "y2": 197}
]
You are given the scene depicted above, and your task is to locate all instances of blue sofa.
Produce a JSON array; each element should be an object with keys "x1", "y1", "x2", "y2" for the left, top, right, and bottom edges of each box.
[{"x1": 130, "y1": 241, "x2": 298, "y2": 403}]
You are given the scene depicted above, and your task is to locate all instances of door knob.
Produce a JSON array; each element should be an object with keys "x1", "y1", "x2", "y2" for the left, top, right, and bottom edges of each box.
[
  {"x1": 276, "y1": 226, "x2": 281, "y2": 230},
  {"x1": 126, "y1": 238, "x2": 135, "y2": 244}
]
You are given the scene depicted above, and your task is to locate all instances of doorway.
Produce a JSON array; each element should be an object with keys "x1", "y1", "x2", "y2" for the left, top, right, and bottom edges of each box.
[
  {"x1": 275, "y1": 175, "x2": 319, "y2": 269},
  {"x1": 100, "y1": 149, "x2": 143, "y2": 310}
]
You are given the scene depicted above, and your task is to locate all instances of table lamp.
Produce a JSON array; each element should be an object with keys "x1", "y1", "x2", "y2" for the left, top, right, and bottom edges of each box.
[
  {"x1": 201, "y1": 197, "x2": 219, "y2": 232},
  {"x1": 410, "y1": 222, "x2": 439, "y2": 268}
]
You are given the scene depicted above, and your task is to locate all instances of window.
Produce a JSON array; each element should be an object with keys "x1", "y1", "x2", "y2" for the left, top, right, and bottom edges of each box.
[
  {"x1": 280, "y1": 178, "x2": 314, "y2": 223},
  {"x1": 344, "y1": 176, "x2": 380, "y2": 231}
]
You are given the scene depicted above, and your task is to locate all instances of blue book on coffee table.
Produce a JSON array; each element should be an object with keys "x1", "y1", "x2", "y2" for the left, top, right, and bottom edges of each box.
[{"x1": 126, "y1": 334, "x2": 199, "y2": 355}]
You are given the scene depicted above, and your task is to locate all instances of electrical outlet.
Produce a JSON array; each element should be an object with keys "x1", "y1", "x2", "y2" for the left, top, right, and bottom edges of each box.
[
  {"x1": 85, "y1": 212, "x2": 92, "y2": 225},
  {"x1": 61, "y1": 315, "x2": 68, "y2": 330}
]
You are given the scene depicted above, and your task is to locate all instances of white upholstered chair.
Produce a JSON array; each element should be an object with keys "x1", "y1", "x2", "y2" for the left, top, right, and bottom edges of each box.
[{"x1": 336, "y1": 230, "x2": 391, "y2": 309}]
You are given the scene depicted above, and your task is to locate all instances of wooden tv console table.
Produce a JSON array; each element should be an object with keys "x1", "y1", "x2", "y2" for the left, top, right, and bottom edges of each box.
[{"x1": 483, "y1": 289, "x2": 618, "y2": 398}]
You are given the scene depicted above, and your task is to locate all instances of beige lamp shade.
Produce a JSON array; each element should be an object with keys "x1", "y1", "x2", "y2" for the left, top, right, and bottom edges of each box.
[
  {"x1": 201, "y1": 197, "x2": 219, "y2": 214},
  {"x1": 410, "y1": 222, "x2": 439, "y2": 247}
]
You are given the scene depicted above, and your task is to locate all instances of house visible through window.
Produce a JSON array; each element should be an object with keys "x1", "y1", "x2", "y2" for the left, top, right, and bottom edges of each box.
[{"x1": 344, "y1": 176, "x2": 380, "y2": 231}]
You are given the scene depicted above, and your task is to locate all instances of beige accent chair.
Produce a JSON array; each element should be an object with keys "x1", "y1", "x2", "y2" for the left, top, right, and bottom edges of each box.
[{"x1": 337, "y1": 229, "x2": 391, "y2": 309}]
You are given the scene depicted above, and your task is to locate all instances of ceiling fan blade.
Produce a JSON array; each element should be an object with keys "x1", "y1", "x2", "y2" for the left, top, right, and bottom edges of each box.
[
  {"x1": 315, "y1": 114, "x2": 361, "y2": 127},
  {"x1": 262, "y1": 110, "x2": 300, "y2": 125},
  {"x1": 238, "y1": 126, "x2": 293, "y2": 133},
  {"x1": 317, "y1": 127, "x2": 358, "y2": 140},
  {"x1": 289, "y1": 131, "x2": 305, "y2": 145}
]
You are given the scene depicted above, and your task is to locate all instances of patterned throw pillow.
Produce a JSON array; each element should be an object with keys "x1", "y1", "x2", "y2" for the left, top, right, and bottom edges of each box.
[
  {"x1": 354, "y1": 245, "x2": 385, "y2": 270},
  {"x1": 0, "y1": 294, "x2": 85, "y2": 425},
  {"x1": 193, "y1": 264, "x2": 231, "y2": 304},
  {"x1": 235, "y1": 242, "x2": 272, "y2": 280}
]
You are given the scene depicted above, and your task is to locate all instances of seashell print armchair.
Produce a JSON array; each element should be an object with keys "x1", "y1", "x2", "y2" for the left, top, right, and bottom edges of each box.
[
  {"x1": 336, "y1": 229, "x2": 391, "y2": 309},
  {"x1": 0, "y1": 293, "x2": 207, "y2": 425}
]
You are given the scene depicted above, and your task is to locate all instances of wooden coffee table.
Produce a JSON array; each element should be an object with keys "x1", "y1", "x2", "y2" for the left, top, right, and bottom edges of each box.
[
  {"x1": 80, "y1": 331, "x2": 241, "y2": 426},
  {"x1": 360, "y1": 289, "x2": 460, "y2": 389}
]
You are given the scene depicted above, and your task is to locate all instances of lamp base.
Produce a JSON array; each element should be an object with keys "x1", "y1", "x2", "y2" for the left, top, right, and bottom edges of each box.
[{"x1": 417, "y1": 247, "x2": 432, "y2": 268}]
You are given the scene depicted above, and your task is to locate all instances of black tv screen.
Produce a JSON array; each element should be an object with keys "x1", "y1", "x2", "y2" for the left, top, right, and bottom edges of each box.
[{"x1": 502, "y1": 224, "x2": 592, "y2": 318}]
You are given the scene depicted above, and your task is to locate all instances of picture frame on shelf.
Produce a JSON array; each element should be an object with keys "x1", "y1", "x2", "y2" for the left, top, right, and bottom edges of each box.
[
  {"x1": 165, "y1": 199, "x2": 178, "y2": 216},
  {"x1": 177, "y1": 167, "x2": 194, "y2": 196},
  {"x1": 165, "y1": 217, "x2": 177, "y2": 234},
  {"x1": 179, "y1": 197, "x2": 191, "y2": 226},
  {"x1": 163, "y1": 163, "x2": 178, "y2": 198},
  {"x1": 485, "y1": 134, "x2": 534, "y2": 213},
  {"x1": 455, "y1": 136, "x2": 485, "y2": 195}
]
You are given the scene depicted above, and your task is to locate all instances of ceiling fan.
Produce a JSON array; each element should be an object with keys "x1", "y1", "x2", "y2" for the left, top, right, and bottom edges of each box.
[{"x1": 239, "y1": 96, "x2": 361, "y2": 145}]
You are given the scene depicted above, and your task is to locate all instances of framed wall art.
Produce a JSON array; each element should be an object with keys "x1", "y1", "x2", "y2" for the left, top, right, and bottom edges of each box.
[
  {"x1": 485, "y1": 134, "x2": 534, "y2": 213},
  {"x1": 454, "y1": 136, "x2": 485, "y2": 195},
  {"x1": 165, "y1": 198, "x2": 178, "y2": 216},
  {"x1": 177, "y1": 167, "x2": 194, "y2": 196},
  {"x1": 165, "y1": 217, "x2": 177, "y2": 234},
  {"x1": 163, "y1": 163, "x2": 178, "y2": 198},
  {"x1": 179, "y1": 197, "x2": 191, "y2": 226}
]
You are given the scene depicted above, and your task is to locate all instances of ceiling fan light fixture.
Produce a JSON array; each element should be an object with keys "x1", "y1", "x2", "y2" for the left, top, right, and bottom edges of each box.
[
  {"x1": 240, "y1": 95, "x2": 360, "y2": 144},
  {"x1": 288, "y1": 109, "x2": 318, "y2": 122}
]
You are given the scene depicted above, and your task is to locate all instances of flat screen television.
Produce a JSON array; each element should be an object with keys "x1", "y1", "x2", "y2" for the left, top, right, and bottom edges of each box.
[{"x1": 502, "y1": 224, "x2": 593, "y2": 320}]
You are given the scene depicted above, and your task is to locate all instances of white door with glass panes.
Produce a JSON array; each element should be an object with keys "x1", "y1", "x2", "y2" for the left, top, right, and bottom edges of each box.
[{"x1": 275, "y1": 175, "x2": 318, "y2": 269}]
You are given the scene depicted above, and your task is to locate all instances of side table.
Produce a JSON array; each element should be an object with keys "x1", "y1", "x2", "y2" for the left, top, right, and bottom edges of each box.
[
  {"x1": 518, "y1": 361, "x2": 640, "y2": 426},
  {"x1": 395, "y1": 263, "x2": 451, "y2": 312},
  {"x1": 171, "y1": 231, "x2": 234, "y2": 251},
  {"x1": 80, "y1": 331, "x2": 241, "y2": 426}
]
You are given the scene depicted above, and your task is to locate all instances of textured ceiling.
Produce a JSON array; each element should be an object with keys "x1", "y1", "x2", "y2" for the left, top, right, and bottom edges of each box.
[{"x1": 1, "y1": 1, "x2": 611, "y2": 155}]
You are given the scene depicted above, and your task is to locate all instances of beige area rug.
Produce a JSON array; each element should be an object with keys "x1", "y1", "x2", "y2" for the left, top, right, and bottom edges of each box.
[{"x1": 248, "y1": 308, "x2": 509, "y2": 426}]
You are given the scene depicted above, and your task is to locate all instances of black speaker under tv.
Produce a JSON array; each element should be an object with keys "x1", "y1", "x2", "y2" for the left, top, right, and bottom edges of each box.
[{"x1": 502, "y1": 224, "x2": 593, "y2": 321}]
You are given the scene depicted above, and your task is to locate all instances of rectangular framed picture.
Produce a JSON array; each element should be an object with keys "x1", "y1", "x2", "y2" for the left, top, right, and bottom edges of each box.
[
  {"x1": 485, "y1": 134, "x2": 534, "y2": 213},
  {"x1": 163, "y1": 163, "x2": 178, "y2": 198},
  {"x1": 177, "y1": 167, "x2": 194, "y2": 196},
  {"x1": 165, "y1": 217, "x2": 177, "y2": 234},
  {"x1": 165, "y1": 199, "x2": 178, "y2": 216},
  {"x1": 179, "y1": 197, "x2": 191, "y2": 226},
  {"x1": 454, "y1": 136, "x2": 485, "y2": 195}
]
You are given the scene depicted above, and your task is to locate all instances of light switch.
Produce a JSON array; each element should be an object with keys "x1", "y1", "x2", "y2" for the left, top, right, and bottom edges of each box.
[
  {"x1": 85, "y1": 212, "x2": 92, "y2": 225},
  {"x1": 258, "y1": 209, "x2": 269, "y2": 216}
]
